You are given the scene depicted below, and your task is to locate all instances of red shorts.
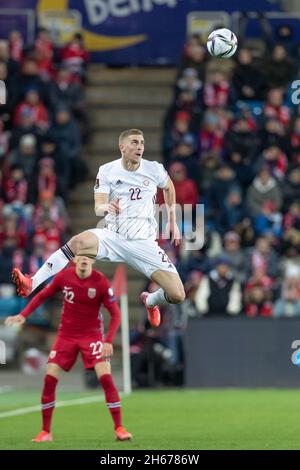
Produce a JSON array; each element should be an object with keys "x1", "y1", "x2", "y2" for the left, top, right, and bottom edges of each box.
[{"x1": 48, "y1": 333, "x2": 107, "y2": 371}]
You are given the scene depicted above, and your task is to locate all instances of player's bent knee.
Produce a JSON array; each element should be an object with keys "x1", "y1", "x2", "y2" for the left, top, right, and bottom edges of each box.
[
  {"x1": 168, "y1": 289, "x2": 186, "y2": 304},
  {"x1": 68, "y1": 234, "x2": 93, "y2": 255}
]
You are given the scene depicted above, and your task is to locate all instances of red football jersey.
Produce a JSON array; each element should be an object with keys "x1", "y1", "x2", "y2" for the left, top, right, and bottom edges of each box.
[{"x1": 20, "y1": 267, "x2": 120, "y2": 342}]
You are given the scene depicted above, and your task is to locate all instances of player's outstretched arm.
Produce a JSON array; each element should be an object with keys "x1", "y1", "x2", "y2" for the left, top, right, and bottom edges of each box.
[
  {"x1": 162, "y1": 177, "x2": 181, "y2": 246},
  {"x1": 6, "y1": 278, "x2": 60, "y2": 324}
]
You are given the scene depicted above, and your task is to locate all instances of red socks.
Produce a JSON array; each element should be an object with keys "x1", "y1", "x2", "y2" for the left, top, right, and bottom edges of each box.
[
  {"x1": 100, "y1": 374, "x2": 122, "y2": 430},
  {"x1": 41, "y1": 374, "x2": 58, "y2": 433}
]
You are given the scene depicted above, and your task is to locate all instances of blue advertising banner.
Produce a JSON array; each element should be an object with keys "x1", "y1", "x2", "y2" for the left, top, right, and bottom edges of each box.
[{"x1": 0, "y1": 0, "x2": 282, "y2": 64}]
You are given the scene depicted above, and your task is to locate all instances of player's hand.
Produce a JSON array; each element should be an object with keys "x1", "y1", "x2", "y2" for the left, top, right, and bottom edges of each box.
[
  {"x1": 102, "y1": 342, "x2": 113, "y2": 359},
  {"x1": 108, "y1": 198, "x2": 122, "y2": 215},
  {"x1": 165, "y1": 221, "x2": 181, "y2": 246},
  {"x1": 5, "y1": 314, "x2": 25, "y2": 327}
]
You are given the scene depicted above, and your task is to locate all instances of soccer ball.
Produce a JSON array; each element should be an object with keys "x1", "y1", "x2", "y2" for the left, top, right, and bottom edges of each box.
[{"x1": 207, "y1": 28, "x2": 238, "y2": 58}]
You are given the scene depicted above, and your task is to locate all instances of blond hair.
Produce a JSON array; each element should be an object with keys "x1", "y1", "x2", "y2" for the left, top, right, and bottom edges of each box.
[{"x1": 119, "y1": 129, "x2": 144, "y2": 145}]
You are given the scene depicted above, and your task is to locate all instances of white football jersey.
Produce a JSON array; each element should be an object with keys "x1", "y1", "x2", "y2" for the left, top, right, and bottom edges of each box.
[{"x1": 94, "y1": 158, "x2": 169, "y2": 240}]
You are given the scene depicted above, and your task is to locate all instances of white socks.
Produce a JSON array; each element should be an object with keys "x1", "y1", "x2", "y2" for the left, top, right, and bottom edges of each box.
[
  {"x1": 146, "y1": 288, "x2": 170, "y2": 307},
  {"x1": 31, "y1": 244, "x2": 74, "y2": 291}
]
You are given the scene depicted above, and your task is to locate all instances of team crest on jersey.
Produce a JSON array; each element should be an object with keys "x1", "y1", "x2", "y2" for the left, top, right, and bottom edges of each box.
[
  {"x1": 88, "y1": 288, "x2": 97, "y2": 298},
  {"x1": 143, "y1": 179, "x2": 149, "y2": 186},
  {"x1": 49, "y1": 350, "x2": 56, "y2": 359}
]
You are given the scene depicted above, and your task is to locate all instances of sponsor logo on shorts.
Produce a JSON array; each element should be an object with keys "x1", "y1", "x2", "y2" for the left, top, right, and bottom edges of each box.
[
  {"x1": 88, "y1": 288, "x2": 97, "y2": 298},
  {"x1": 49, "y1": 350, "x2": 56, "y2": 359}
]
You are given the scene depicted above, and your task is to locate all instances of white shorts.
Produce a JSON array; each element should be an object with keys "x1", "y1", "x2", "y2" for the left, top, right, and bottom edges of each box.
[{"x1": 88, "y1": 228, "x2": 178, "y2": 279}]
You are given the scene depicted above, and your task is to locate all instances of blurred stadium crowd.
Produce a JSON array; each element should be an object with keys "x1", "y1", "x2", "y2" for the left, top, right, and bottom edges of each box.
[
  {"x1": 0, "y1": 28, "x2": 89, "y2": 320},
  {"x1": 131, "y1": 19, "x2": 300, "y2": 386}
]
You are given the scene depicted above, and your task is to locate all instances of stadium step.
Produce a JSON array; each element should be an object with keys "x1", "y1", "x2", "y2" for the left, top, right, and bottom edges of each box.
[
  {"x1": 88, "y1": 107, "x2": 166, "y2": 130},
  {"x1": 86, "y1": 85, "x2": 172, "y2": 106},
  {"x1": 87, "y1": 65, "x2": 177, "y2": 85}
]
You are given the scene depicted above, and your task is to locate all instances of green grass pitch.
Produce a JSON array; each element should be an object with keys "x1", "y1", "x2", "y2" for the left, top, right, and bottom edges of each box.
[{"x1": 0, "y1": 389, "x2": 300, "y2": 450}]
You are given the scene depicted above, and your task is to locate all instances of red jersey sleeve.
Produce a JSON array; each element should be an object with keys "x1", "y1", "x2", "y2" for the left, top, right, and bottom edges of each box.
[
  {"x1": 20, "y1": 275, "x2": 61, "y2": 319},
  {"x1": 100, "y1": 276, "x2": 121, "y2": 343}
]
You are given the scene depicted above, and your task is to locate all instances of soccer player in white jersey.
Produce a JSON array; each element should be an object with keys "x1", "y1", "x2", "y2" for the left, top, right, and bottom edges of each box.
[{"x1": 12, "y1": 129, "x2": 185, "y2": 327}]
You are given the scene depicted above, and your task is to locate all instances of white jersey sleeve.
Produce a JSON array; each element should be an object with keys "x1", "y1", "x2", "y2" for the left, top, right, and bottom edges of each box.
[
  {"x1": 155, "y1": 162, "x2": 169, "y2": 189},
  {"x1": 94, "y1": 166, "x2": 110, "y2": 194}
]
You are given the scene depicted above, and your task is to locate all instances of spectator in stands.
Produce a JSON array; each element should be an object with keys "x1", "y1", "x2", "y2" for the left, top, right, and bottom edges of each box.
[
  {"x1": 177, "y1": 249, "x2": 210, "y2": 284},
  {"x1": 0, "y1": 211, "x2": 27, "y2": 250},
  {"x1": 8, "y1": 30, "x2": 23, "y2": 63},
  {"x1": 0, "y1": 238, "x2": 27, "y2": 285},
  {"x1": 220, "y1": 231, "x2": 246, "y2": 283},
  {"x1": 9, "y1": 108, "x2": 42, "y2": 150},
  {"x1": 224, "y1": 116, "x2": 258, "y2": 164},
  {"x1": 176, "y1": 68, "x2": 203, "y2": 103},
  {"x1": 32, "y1": 214, "x2": 63, "y2": 257},
  {"x1": 245, "y1": 236, "x2": 279, "y2": 279},
  {"x1": 0, "y1": 117, "x2": 10, "y2": 164},
  {"x1": 35, "y1": 157, "x2": 57, "y2": 200},
  {"x1": 208, "y1": 165, "x2": 240, "y2": 219},
  {"x1": 33, "y1": 27, "x2": 54, "y2": 81},
  {"x1": 263, "y1": 88, "x2": 291, "y2": 127},
  {"x1": 244, "y1": 265, "x2": 274, "y2": 317},
  {"x1": 258, "y1": 145, "x2": 288, "y2": 181},
  {"x1": 246, "y1": 165, "x2": 282, "y2": 217},
  {"x1": 254, "y1": 200, "x2": 283, "y2": 240},
  {"x1": 283, "y1": 202, "x2": 300, "y2": 231},
  {"x1": 175, "y1": 90, "x2": 199, "y2": 115},
  {"x1": 7, "y1": 134, "x2": 38, "y2": 182},
  {"x1": 273, "y1": 266, "x2": 300, "y2": 317},
  {"x1": 281, "y1": 204, "x2": 300, "y2": 258},
  {"x1": 18, "y1": 58, "x2": 48, "y2": 106},
  {"x1": 194, "y1": 256, "x2": 242, "y2": 316},
  {"x1": 3, "y1": 165, "x2": 28, "y2": 204},
  {"x1": 158, "y1": 161, "x2": 198, "y2": 208},
  {"x1": 49, "y1": 66, "x2": 87, "y2": 126},
  {"x1": 217, "y1": 186, "x2": 245, "y2": 235},
  {"x1": 199, "y1": 109, "x2": 225, "y2": 156},
  {"x1": 290, "y1": 116, "x2": 300, "y2": 156},
  {"x1": 50, "y1": 107, "x2": 82, "y2": 187},
  {"x1": 33, "y1": 188, "x2": 69, "y2": 234},
  {"x1": 258, "y1": 118, "x2": 289, "y2": 154},
  {"x1": 226, "y1": 151, "x2": 255, "y2": 188},
  {"x1": 203, "y1": 70, "x2": 229, "y2": 108},
  {"x1": 231, "y1": 48, "x2": 265, "y2": 101},
  {"x1": 14, "y1": 88, "x2": 49, "y2": 130},
  {"x1": 0, "y1": 39, "x2": 19, "y2": 81},
  {"x1": 180, "y1": 34, "x2": 207, "y2": 81},
  {"x1": 164, "y1": 110, "x2": 193, "y2": 160},
  {"x1": 60, "y1": 33, "x2": 89, "y2": 81},
  {"x1": 244, "y1": 285, "x2": 273, "y2": 317},
  {"x1": 168, "y1": 134, "x2": 198, "y2": 178},
  {"x1": 264, "y1": 44, "x2": 294, "y2": 89},
  {"x1": 198, "y1": 150, "x2": 220, "y2": 194}
]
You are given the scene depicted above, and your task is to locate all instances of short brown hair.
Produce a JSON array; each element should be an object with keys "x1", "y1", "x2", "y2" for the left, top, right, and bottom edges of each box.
[{"x1": 119, "y1": 129, "x2": 144, "y2": 145}]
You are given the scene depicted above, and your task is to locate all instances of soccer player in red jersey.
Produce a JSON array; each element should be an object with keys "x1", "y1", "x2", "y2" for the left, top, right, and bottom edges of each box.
[{"x1": 5, "y1": 255, "x2": 132, "y2": 443}]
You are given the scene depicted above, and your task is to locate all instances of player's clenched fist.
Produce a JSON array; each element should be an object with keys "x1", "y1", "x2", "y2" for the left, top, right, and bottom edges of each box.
[{"x1": 108, "y1": 198, "x2": 122, "y2": 215}]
